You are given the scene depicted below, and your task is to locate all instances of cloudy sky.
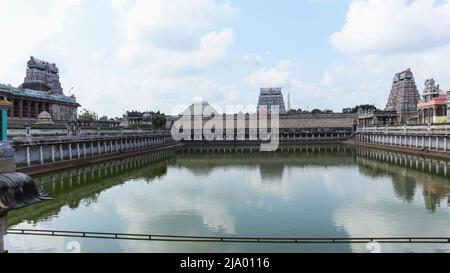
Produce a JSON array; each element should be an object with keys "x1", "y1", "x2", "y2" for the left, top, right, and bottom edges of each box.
[{"x1": 1, "y1": 0, "x2": 450, "y2": 117}]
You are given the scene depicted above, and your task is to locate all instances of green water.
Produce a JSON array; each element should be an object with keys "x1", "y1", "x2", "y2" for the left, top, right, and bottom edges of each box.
[{"x1": 5, "y1": 145, "x2": 450, "y2": 253}]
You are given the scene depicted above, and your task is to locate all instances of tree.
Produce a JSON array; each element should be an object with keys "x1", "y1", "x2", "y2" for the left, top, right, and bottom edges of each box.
[
  {"x1": 152, "y1": 112, "x2": 167, "y2": 129},
  {"x1": 79, "y1": 109, "x2": 97, "y2": 121},
  {"x1": 287, "y1": 109, "x2": 298, "y2": 115},
  {"x1": 342, "y1": 107, "x2": 353, "y2": 114},
  {"x1": 342, "y1": 104, "x2": 379, "y2": 114},
  {"x1": 311, "y1": 109, "x2": 323, "y2": 114}
]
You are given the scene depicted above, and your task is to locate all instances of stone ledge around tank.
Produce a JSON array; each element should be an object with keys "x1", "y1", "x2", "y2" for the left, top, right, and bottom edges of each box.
[
  {"x1": 0, "y1": 143, "x2": 14, "y2": 158},
  {"x1": 0, "y1": 158, "x2": 16, "y2": 173},
  {"x1": 0, "y1": 143, "x2": 16, "y2": 173}
]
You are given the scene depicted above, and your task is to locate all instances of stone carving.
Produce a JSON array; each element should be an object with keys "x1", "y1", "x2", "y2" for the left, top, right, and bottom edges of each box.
[
  {"x1": 423, "y1": 78, "x2": 440, "y2": 95},
  {"x1": 385, "y1": 68, "x2": 420, "y2": 113},
  {"x1": 50, "y1": 104, "x2": 77, "y2": 122},
  {"x1": 257, "y1": 87, "x2": 287, "y2": 114},
  {"x1": 35, "y1": 111, "x2": 55, "y2": 125},
  {"x1": 20, "y1": 56, "x2": 64, "y2": 95}
]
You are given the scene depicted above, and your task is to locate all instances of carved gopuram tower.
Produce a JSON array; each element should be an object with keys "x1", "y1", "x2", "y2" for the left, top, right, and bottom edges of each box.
[
  {"x1": 385, "y1": 68, "x2": 421, "y2": 123},
  {"x1": 20, "y1": 56, "x2": 64, "y2": 95},
  {"x1": 257, "y1": 87, "x2": 287, "y2": 114}
]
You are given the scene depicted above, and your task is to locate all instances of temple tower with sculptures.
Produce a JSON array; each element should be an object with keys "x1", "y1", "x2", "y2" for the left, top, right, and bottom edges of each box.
[{"x1": 385, "y1": 68, "x2": 421, "y2": 124}]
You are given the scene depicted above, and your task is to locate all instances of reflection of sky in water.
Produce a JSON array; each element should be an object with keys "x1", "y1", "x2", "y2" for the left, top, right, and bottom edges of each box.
[{"x1": 4, "y1": 146, "x2": 450, "y2": 253}]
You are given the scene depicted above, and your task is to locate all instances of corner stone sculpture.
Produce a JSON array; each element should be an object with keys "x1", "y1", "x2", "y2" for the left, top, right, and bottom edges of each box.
[{"x1": 0, "y1": 173, "x2": 50, "y2": 253}]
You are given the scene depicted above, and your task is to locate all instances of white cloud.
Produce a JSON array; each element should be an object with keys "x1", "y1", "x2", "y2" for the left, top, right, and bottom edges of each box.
[
  {"x1": 317, "y1": 0, "x2": 450, "y2": 111},
  {"x1": 3, "y1": 0, "x2": 450, "y2": 117},
  {"x1": 331, "y1": 0, "x2": 450, "y2": 54},
  {"x1": 113, "y1": 0, "x2": 237, "y2": 68},
  {"x1": 0, "y1": 0, "x2": 81, "y2": 84},
  {"x1": 244, "y1": 60, "x2": 295, "y2": 88}
]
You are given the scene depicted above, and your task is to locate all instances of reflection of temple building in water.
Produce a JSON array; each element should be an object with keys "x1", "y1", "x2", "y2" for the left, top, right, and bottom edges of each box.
[
  {"x1": 391, "y1": 175, "x2": 417, "y2": 203},
  {"x1": 355, "y1": 147, "x2": 450, "y2": 212},
  {"x1": 7, "y1": 150, "x2": 173, "y2": 226},
  {"x1": 258, "y1": 162, "x2": 285, "y2": 184},
  {"x1": 422, "y1": 183, "x2": 448, "y2": 212},
  {"x1": 175, "y1": 145, "x2": 352, "y2": 185}
]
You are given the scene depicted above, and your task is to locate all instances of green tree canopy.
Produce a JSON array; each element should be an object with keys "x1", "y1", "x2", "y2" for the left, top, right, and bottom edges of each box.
[
  {"x1": 79, "y1": 109, "x2": 98, "y2": 121},
  {"x1": 342, "y1": 104, "x2": 379, "y2": 114},
  {"x1": 152, "y1": 113, "x2": 167, "y2": 129}
]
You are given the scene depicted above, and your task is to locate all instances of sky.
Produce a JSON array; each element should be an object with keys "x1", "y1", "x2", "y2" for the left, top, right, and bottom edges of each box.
[{"x1": 1, "y1": 0, "x2": 450, "y2": 117}]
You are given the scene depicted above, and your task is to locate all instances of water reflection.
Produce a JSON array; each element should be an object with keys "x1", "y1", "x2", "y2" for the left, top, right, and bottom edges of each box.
[
  {"x1": 176, "y1": 145, "x2": 354, "y2": 185},
  {"x1": 354, "y1": 147, "x2": 450, "y2": 212},
  {"x1": 7, "y1": 150, "x2": 174, "y2": 227},
  {"x1": 4, "y1": 144, "x2": 450, "y2": 253}
]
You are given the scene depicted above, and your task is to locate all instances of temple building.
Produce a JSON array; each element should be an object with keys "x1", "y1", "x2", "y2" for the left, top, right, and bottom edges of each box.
[
  {"x1": 417, "y1": 79, "x2": 448, "y2": 124},
  {"x1": 0, "y1": 99, "x2": 15, "y2": 173},
  {"x1": 257, "y1": 87, "x2": 287, "y2": 115},
  {"x1": 357, "y1": 109, "x2": 398, "y2": 128},
  {"x1": 448, "y1": 91, "x2": 450, "y2": 121},
  {"x1": 0, "y1": 57, "x2": 80, "y2": 128},
  {"x1": 385, "y1": 69, "x2": 421, "y2": 123}
]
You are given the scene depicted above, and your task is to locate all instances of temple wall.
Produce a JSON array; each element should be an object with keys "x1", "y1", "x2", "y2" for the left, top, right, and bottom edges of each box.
[
  {"x1": 11, "y1": 133, "x2": 174, "y2": 168},
  {"x1": 169, "y1": 114, "x2": 357, "y2": 130},
  {"x1": 50, "y1": 104, "x2": 77, "y2": 121},
  {"x1": 355, "y1": 125, "x2": 450, "y2": 153}
]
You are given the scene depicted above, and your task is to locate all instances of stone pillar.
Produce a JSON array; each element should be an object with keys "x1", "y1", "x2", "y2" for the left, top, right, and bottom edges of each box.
[
  {"x1": 0, "y1": 213, "x2": 6, "y2": 253},
  {"x1": 40, "y1": 146, "x2": 44, "y2": 165},
  {"x1": 34, "y1": 101, "x2": 39, "y2": 118},
  {"x1": 51, "y1": 145, "x2": 55, "y2": 163},
  {"x1": 26, "y1": 146, "x2": 31, "y2": 166},
  {"x1": 26, "y1": 100, "x2": 31, "y2": 118},
  {"x1": 9, "y1": 99, "x2": 15, "y2": 118},
  {"x1": 60, "y1": 144, "x2": 64, "y2": 161},
  {"x1": 69, "y1": 144, "x2": 73, "y2": 160},
  {"x1": 18, "y1": 99, "x2": 23, "y2": 118},
  {"x1": 77, "y1": 143, "x2": 80, "y2": 159},
  {"x1": 0, "y1": 99, "x2": 12, "y2": 143}
]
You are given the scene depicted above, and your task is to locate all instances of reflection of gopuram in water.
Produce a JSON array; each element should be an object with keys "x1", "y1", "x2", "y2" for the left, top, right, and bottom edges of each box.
[
  {"x1": 258, "y1": 162, "x2": 285, "y2": 185},
  {"x1": 355, "y1": 147, "x2": 450, "y2": 212},
  {"x1": 7, "y1": 150, "x2": 175, "y2": 227},
  {"x1": 175, "y1": 145, "x2": 354, "y2": 184}
]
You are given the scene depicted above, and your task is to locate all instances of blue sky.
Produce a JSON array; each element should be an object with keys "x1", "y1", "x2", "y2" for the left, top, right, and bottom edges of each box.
[
  {"x1": 233, "y1": 0, "x2": 350, "y2": 78},
  {"x1": 1, "y1": 0, "x2": 450, "y2": 117}
]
